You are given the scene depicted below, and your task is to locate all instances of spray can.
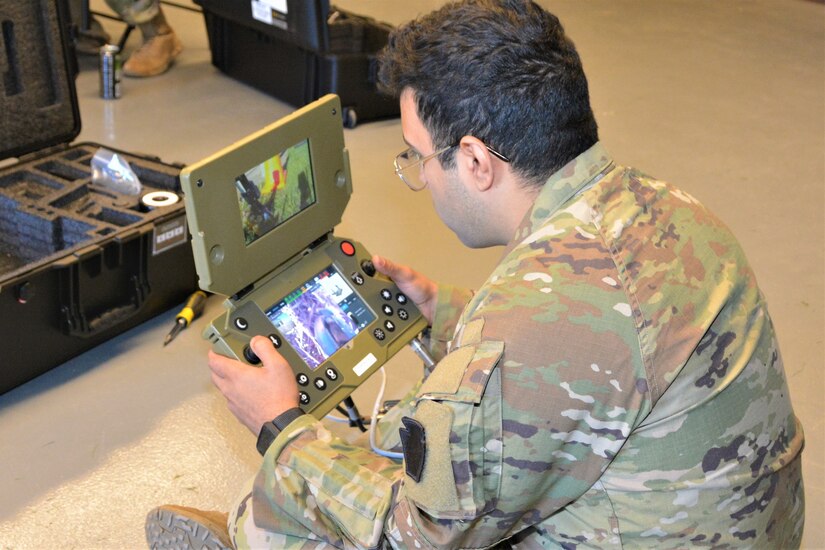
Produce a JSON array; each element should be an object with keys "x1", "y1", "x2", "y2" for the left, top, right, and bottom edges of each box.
[{"x1": 99, "y1": 44, "x2": 122, "y2": 99}]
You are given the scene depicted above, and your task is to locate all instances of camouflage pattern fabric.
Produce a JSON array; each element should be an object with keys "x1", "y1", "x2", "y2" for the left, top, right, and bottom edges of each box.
[
  {"x1": 228, "y1": 142, "x2": 804, "y2": 549},
  {"x1": 103, "y1": 0, "x2": 159, "y2": 25}
]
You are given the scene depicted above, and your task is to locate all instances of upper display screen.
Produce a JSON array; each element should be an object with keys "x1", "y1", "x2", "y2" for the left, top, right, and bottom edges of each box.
[{"x1": 235, "y1": 138, "x2": 317, "y2": 246}]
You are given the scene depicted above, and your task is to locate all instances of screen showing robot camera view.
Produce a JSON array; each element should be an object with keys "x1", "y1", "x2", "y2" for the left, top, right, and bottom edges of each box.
[
  {"x1": 235, "y1": 139, "x2": 317, "y2": 246},
  {"x1": 265, "y1": 266, "x2": 375, "y2": 370}
]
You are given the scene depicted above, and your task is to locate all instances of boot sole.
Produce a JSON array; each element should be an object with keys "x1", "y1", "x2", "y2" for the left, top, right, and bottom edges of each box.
[{"x1": 145, "y1": 506, "x2": 232, "y2": 550}]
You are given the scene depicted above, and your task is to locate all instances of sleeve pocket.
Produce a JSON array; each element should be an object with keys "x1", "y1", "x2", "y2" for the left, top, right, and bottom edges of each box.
[
  {"x1": 418, "y1": 340, "x2": 505, "y2": 403},
  {"x1": 403, "y1": 340, "x2": 505, "y2": 519}
]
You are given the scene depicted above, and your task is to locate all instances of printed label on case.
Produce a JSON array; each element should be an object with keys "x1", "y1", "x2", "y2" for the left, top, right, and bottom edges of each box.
[
  {"x1": 251, "y1": 0, "x2": 287, "y2": 28},
  {"x1": 153, "y1": 215, "x2": 188, "y2": 255},
  {"x1": 260, "y1": 0, "x2": 287, "y2": 13}
]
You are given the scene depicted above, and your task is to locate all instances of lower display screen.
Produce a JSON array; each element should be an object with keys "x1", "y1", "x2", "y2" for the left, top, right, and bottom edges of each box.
[{"x1": 265, "y1": 266, "x2": 375, "y2": 369}]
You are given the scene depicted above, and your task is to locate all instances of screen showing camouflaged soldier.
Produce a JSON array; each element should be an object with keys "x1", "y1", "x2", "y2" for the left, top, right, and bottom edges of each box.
[
  {"x1": 145, "y1": 1, "x2": 805, "y2": 548},
  {"x1": 235, "y1": 139, "x2": 317, "y2": 246}
]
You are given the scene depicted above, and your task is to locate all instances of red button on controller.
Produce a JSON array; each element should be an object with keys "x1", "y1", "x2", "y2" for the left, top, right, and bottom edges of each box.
[{"x1": 340, "y1": 241, "x2": 355, "y2": 256}]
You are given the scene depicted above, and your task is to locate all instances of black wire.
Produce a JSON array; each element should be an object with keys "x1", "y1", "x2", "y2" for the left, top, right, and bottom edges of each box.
[{"x1": 343, "y1": 397, "x2": 367, "y2": 432}]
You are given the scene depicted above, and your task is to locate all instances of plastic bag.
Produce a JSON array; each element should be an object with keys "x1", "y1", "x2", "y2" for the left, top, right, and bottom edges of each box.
[{"x1": 91, "y1": 147, "x2": 142, "y2": 197}]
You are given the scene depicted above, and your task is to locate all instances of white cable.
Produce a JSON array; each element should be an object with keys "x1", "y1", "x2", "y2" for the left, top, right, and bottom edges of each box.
[{"x1": 370, "y1": 367, "x2": 404, "y2": 459}]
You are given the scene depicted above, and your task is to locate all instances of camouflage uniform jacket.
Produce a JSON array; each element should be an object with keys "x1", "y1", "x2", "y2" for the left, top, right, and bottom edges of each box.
[{"x1": 233, "y1": 142, "x2": 804, "y2": 549}]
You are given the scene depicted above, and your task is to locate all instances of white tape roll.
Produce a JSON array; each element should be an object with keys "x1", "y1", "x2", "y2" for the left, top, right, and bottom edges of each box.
[{"x1": 141, "y1": 191, "x2": 179, "y2": 210}]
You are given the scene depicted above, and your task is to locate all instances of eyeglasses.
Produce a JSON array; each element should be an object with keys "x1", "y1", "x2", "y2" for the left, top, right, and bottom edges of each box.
[{"x1": 393, "y1": 143, "x2": 510, "y2": 191}]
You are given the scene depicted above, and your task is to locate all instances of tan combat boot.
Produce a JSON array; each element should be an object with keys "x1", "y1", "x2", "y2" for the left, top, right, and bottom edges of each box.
[
  {"x1": 123, "y1": 31, "x2": 183, "y2": 77},
  {"x1": 145, "y1": 505, "x2": 233, "y2": 549}
]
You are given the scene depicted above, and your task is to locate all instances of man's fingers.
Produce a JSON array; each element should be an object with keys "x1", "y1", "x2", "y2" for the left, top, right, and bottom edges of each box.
[
  {"x1": 371, "y1": 254, "x2": 393, "y2": 276},
  {"x1": 207, "y1": 351, "x2": 235, "y2": 394},
  {"x1": 208, "y1": 350, "x2": 232, "y2": 379},
  {"x1": 372, "y1": 255, "x2": 411, "y2": 282},
  {"x1": 208, "y1": 338, "x2": 286, "y2": 375},
  {"x1": 250, "y1": 335, "x2": 287, "y2": 370},
  {"x1": 206, "y1": 337, "x2": 301, "y2": 432},
  {"x1": 210, "y1": 368, "x2": 228, "y2": 391}
]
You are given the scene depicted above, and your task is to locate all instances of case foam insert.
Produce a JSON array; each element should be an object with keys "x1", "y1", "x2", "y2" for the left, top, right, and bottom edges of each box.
[{"x1": 0, "y1": 145, "x2": 182, "y2": 281}]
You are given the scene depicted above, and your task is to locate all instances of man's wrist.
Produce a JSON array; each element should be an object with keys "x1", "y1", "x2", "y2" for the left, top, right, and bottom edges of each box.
[{"x1": 255, "y1": 407, "x2": 305, "y2": 456}]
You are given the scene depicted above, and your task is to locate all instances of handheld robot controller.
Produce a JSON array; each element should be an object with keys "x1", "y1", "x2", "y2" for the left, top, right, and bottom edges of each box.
[
  {"x1": 203, "y1": 236, "x2": 427, "y2": 418},
  {"x1": 180, "y1": 95, "x2": 428, "y2": 419}
]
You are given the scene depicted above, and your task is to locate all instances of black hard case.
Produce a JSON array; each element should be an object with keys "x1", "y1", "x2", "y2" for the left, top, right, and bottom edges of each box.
[
  {"x1": 194, "y1": 0, "x2": 398, "y2": 127},
  {"x1": 0, "y1": 0, "x2": 196, "y2": 394}
]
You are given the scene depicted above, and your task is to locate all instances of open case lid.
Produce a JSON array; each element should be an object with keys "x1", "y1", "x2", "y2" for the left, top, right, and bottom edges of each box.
[
  {"x1": 180, "y1": 94, "x2": 352, "y2": 297},
  {"x1": 0, "y1": 0, "x2": 81, "y2": 161}
]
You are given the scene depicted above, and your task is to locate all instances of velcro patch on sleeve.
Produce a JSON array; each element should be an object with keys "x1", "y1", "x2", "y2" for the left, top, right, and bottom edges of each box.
[
  {"x1": 402, "y1": 400, "x2": 459, "y2": 512},
  {"x1": 418, "y1": 345, "x2": 475, "y2": 397},
  {"x1": 456, "y1": 318, "x2": 485, "y2": 347},
  {"x1": 399, "y1": 416, "x2": 426, "y2": 482}
]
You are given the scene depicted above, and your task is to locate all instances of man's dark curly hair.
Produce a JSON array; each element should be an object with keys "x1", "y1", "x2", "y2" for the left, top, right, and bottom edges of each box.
[{"x1": 378, "y1": 0, "x2": 598, "y2": 188}]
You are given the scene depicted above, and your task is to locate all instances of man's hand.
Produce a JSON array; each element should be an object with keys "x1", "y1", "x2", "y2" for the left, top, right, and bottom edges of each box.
[
  {"x1": 371, "y1": 255, "x2": 438, "y2": 324},
  {"x1": 208, "y1": 335, "x2": 300, "y2": 434}
]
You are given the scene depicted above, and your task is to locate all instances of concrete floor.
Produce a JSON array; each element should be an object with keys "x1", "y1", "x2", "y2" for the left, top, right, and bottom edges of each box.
[{"x1": 0, "y1": 1, "x2": 822, "y2": 548}]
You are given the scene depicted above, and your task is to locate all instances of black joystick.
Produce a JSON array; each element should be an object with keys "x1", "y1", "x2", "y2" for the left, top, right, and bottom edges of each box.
[
  {"x1": 360, "y1": 259, "x2": 376, "y2": 277},
  {"x1": 243, "y1": 344, "x2": 261, "y2": 365}
]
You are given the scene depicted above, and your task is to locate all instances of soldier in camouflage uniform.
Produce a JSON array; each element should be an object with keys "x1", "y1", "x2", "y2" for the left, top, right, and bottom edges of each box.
[
  {"x1": 70, "y1": 0, "x2": 181, "y2": 77},
  {"x1": 146, "y1": 1, "x2": 804, "y2": 548}
]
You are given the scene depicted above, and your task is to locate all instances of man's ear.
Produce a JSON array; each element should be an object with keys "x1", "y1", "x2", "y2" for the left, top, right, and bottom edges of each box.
[{"x1": 456, "y1": 136, "x2": 497, "y2": 192}]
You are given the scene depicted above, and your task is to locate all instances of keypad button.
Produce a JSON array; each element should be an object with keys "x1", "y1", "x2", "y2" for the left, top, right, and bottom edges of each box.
[
  {"x1": 396, "y1": 293, "x2": 408, "y2": 305},
  {"x1": 397, "y1": 308, "x2": 409, "y2": 321},
  {"x1": 384, "y1": 320, "x2": 396, "y2": 332},
  {"x1": 296, "y1": 373, "x2": 309, "y2": 386},
  {"x1": 380, "y1": 289, "x2": 392, "y2": 301},
  {"x1": 268, "y1": 334, "x2": 282, "y2": 348},
  {"x1": 373, "y1": 328, "x2": 386, "y2": 341},
  {"x1": 234, "y1": 317, "x2": 249, "y2": 330},
  {"x1": 351, "y1": 272, "x2": 365, "y2": 286},
  {"x1": 299, "y1": 391, "x2": 310, "y2": 405},
  {"x1": 325, "y1": 367, "x2": 339, "y2": 381},
  {"x1": 382, "y1": 304, "x2": 393, "y2": 316},
  {"x1": 314, "y1": 378, "x2": 327, "y2": 391}
]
